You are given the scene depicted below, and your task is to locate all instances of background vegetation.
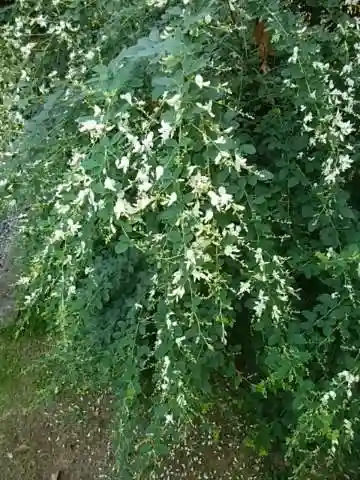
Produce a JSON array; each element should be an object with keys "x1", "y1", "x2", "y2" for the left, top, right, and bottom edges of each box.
[{"x1": 1, "y1": 0, "x2": 360, "y2": 478}]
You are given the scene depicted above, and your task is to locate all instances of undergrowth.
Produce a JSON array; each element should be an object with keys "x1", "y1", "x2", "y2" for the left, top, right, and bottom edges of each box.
[{"x1": 1, "y1": 0, "x2": 360, "y2": 477}]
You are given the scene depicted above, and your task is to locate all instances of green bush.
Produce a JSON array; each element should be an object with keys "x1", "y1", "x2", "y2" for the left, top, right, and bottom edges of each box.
[{"x1": 2, "y1": 0, "x2": 360, "y2": 477}]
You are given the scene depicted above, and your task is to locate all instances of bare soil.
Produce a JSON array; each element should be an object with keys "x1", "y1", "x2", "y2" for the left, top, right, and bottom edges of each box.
[
  {"x1": 0, "y1": 337, "x2": 115, "y2": 480},
  {"x1": 0, "y1": 396, "x2": 114, "y2": 480},
  {"x1": 0, "y1": 334, "x2": 265, "y2": 480}
]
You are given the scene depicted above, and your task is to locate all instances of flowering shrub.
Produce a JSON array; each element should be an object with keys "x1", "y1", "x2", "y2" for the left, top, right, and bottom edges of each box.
[{"x1": 2, "y1": 0, "x2": 360, "y2": 477}]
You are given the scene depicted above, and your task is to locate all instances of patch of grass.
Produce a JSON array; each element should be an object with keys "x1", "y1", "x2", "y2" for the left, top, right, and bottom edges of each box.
[{"x1": 0, "y1": 329, "x2": 48, "y2": 416}]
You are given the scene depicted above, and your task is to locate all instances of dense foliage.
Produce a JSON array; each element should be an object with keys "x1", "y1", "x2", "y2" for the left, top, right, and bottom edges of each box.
[{"x1": 2, "y1": 0, "x2": 360, "y2": 477}]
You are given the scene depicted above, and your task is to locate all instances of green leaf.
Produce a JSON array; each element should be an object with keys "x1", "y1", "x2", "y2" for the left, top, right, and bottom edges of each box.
[
  {"x1": 240, "y1": 144, "x2": 256, "y2": 155},
  {"x1": 291, "y1": 333, "x2": 306, "y2": 345},
  {"x1": 302, "y1": 205, "x2": 314, "y2": 218},
  {"x1": 115, "y1": 235, "x2": 132, "y2": 254},
  {"x1": 247, "y1": 175, "x2": 257, "y2": 186},
  {"x1": 338, "y1": 203, "x2": 355, "y2": 219},
  {"x1": 278, "y1": 168, "x2": 289, "y2": 181},
  {"x1": 288, "y1": 176, "x2": 299, "y2": 188},
  {"x1": 320, "y1": 227, "x2": 338, "y2": 247},
  {"x1": 253, "y1": 195, "x2": 266, "y2": 205},
  {"x1": 308, "y1": 220, "x2": 318, "y2": 233},
  {"x1": 256, "y1": 170, "x2": 274, "y2": 182},
  {"x1": 167, "y1": 230, "x2": 182, "y2": 244}
]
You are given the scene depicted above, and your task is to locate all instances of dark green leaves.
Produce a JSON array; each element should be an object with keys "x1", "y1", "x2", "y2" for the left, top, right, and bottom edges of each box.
[{"x1": 240, "y1": 144, "x2": 256, "y2": 155}]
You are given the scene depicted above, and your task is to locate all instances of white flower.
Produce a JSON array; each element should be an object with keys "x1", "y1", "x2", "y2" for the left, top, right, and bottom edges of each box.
[
  {"x1": 344, "y1": 419, "x2": 354, "y2": 440},
  {"x1": 338, "y1": 154, "x2": 353, "y2": 172},
  {"x1": 224, "y1": 244, "x2": 239, "y2": 259},
  {"x1": 159, "y1": 120, "x2": 173, "y2": 142},
  {"x1": 271, "y1": 305, "x2": 281, "y2": 323},
  {"x1": 204, "y1": 209, "x2": 213, "y2": 222},
  {"x1": 69, "y1": 150, "x2": 85, "y2": 167},
  {"x1": 208, "y1": 186, "x2": 232, "y2": 210},
  {"x1": 303, "y1": 112, "x2": 313, "y2": 123},
  {"x1": 85, "y1": 50, "x2": 95, "y2": 61},
  {"x1": 115, "y1": 155, "x2": 130, "y2": 172},
  {"x1": 166, "y1": 93, "x2": 181, "y2": 109},
  {"x1": 104, "y1": 177, "x2": 116, "y2": 191},
  {"x1": 160, "y1": 356, "x2": 171, "y2": 391},
  {"x1": 33, "y1": 14, "x2": 47, "y2": 27},
  {"x1": 341, "y1": 63, "x2": 353, "y2": 75},
  {"x1": 338, "y1": 370, "x2": 359, "y2": 384},
  {"x1": 255, "y1": 248, "x2": 265, "y2": 270},
  {"x1": 136, "y1": 169, "x2": 152, "y2": 192},
  {"x1": 288, "y1": 46, "x2": 299, "y2": 64},
  {"x1": 55, "y1": 203, "x2": 70, "y2": 215},
  {"x1": 185, "y1": 248, "x2": 196, "y2": 268},
  {"x1": 120, "y1": 92, "x2": 133, "y2": 105},
  {"x1": 165, "y1": 413, "x2": 174, "y2": 425},
  {"x1": 167, "y1": 192, "x2": 177, "y2": 206},
  {"x1": 195, "y1": 74, "x2": 210, "y2": 89},
  {"x1": 189, "y1": 171, "x2": 210, "y2": 194},
  {"x1": 332, "y1": 110, "x2": 354, "y2": 139},
  {"x1": 20, "y1": 42, "x2": 36, "y2": 59},
  {"x1": 17, "y1": 276, "x2": 31, "y2": 286},
  {"x1": 321, "y1": 390, "x2": 336, "y2": 406},
  {"x1": 170, "y1": 284, "x2": 185, "y2": 300},
  {"x1": 93, "y1": 105, "x2": 102, "y2": 117},
  {"x1": 175, "y1": 336, "x2": 186, "y2": 347},
  {"x1": 218, "y1": 186, "x2": 230, "y2": 199},
  {"x1": 234, "y1": 153, "x2": 247, "y2": 171},
  {"x1": 78, "y1": 119, "x2": 106, "y2": 134},
  {"x1": 237, "y1": 281, "x2": 251, "y2": 296},
  {"x1": 172, "y1": 271, "x2": 182, "y2": 286},
  {"x1": 254, "y1": 289, "x2": 269, "y2": 318},
  {"x1": 155, "y1": 165, "x2": 164, "y2": 180},
  {"x1": 147, "y1": 0, "x2": 167, "y2": 7},
  {"x1": 114, "y1": 194, "x2": 135, "y2": 219},
  {"x1": 196, "y1": 100, "x2": 215, "y2": 118},
  {"x1": 135, "y1": 195, "x2": 152, "y2": 211},
  {"x1": 67, "y1": 219, "x2": 81, "y2": 234},
  {"x1": 142, "y1": 132, "x2": 154, "y2": 151}
]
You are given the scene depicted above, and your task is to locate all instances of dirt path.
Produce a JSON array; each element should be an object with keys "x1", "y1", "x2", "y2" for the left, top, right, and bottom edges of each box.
[
  {"x1": 0, "y1": 334, "x2": 268, "y2": 479},
  {"x1": 0, "y1": 337, "x2": 115, "y2": 480},
  {"x1": 0, "y1": 397, "x2": 114, "y2": 480}
]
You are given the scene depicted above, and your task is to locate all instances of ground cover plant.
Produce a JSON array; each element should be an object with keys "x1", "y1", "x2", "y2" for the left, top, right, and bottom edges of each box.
[{"x1": 2, "y1": 0, "x2": 360, "y2": 478}]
